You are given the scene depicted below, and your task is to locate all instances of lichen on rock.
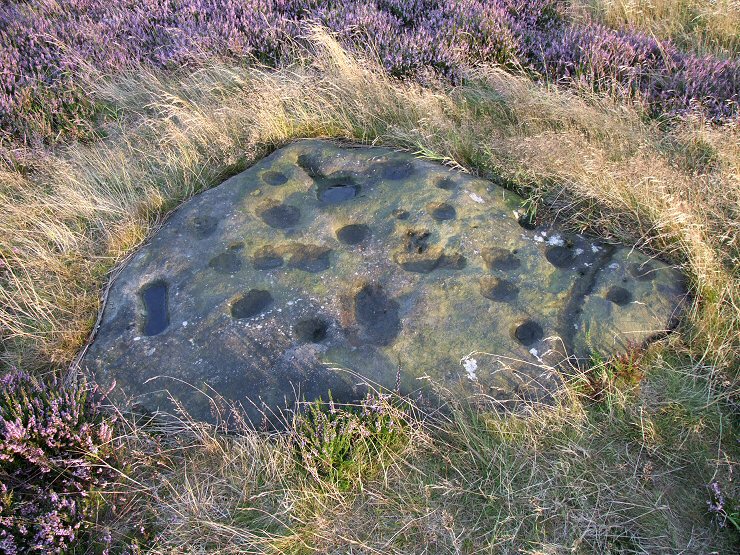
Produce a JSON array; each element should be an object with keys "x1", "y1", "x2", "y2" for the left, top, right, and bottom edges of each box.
[{"x1": 81, "y1": 140, "x2": 688, "y2": 425}]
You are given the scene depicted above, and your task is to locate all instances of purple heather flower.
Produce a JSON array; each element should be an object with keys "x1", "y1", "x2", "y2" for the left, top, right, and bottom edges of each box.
[
  {"x1": 707, "y1": 480, "x2": 726, "y2": 514},
  {"x1": 0, "y1": 368, "x2": 118, "y2": 552},
  {"x1": 0, "y1": 0, "x2": 737, "y2": 145}
]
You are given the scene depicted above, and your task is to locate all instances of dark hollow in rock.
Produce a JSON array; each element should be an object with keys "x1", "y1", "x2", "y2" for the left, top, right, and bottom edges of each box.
[
  {"x1": 435, "y1": 177, "x2": 456, "y2": 190},
  {"x1": 403, "y1": 229, "x2": 431, "y2": 254},
  {"x1": 354, "y1": 284, "x2": 401, "y2": 346},
  {"x1": 394, "y1": 249, "x2": 466, "y2": 273},
  {"x1": 141, "y1": 281, "x2": 169, "y2": 336},
  {"x1": 294, "y1": 317, "x2": 329, "y2": 343},
  {"x1": 395, "y1": 228, "x2": 466, "y2": 273},
  {"x1": 231, "y1": 289, "x2": 273, "y2": 319},
  {"x1": 482, "y1": 247, "x2": 521, "y2": 271},
  {"x1": 336, "y1": 224, "x2": 370, "y2": 245},
  {"x1": 513, "y1": 320, "x2": 543, "y2": 346},
  {"x1": 517, "y1": 213, "x2": 537, "y2": 230},
  {"x1": 394, "y1": 250, "x2": 442, "y2": 273},
  {"x1": 479, "y1": 276, "x2": 519, "y2": 302},
  {"x1": 296, "y1": 152, "x2": 324, "y2": 177},
  {"x1": 252, "y1": 246, "x2": 284, "y2": 270},
  {"x1": 393, "y1": 208, "x2": 409, "y2": 220},
  {"x1": 262, "y1": 170, "x2": 288, "y2": 186},
  {"x1": 441, "y1": 253, "x2": 467, "y2": 271},
  {"x1": 629, "y1": 262, "x2": 657, "y2": 281},
  {"x1": 545, "y1": 246, "x2": 574, "y2": 268},
  {"x1": 373, "y1": 159, "x2": 414, "y2": 180},
  {"x1": 228, "y1": 241, "x2": 245, "y2": 251},
  {"x1": 286, "y1": 244, "x2": 332, "y2": 273},
  {"x1": 316, "y1": 176, "x2": 360, "y2": 204},
  {"x1": 605, "y1": 286, "x2": 633, "y2": 306},
  {"x1": 208, "y1": 251, "x2": 242, "y2": 274},
  {"x1": 187, "y1": 215, "x2": 218, "y2": 238},
  {"x1": 257, "y1": 200, "x2": 301, "y2": 229},
  {"x1": 427, "y1": 202, "x2": 456, "y2": 221}
]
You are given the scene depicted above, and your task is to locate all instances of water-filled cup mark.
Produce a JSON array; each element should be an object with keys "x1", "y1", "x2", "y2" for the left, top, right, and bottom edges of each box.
[{"x1": 141, "y1": 281, "x2": 169, "y2": 336}]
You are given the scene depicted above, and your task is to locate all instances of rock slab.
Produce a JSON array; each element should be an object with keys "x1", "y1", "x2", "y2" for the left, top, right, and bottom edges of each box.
[{"x1": 82, "y1": 140, "x2": 687, "y2": 424}]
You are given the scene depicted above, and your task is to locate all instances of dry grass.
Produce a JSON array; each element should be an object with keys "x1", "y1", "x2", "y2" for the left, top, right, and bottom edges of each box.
[
  {"x1": 570, "y1": 0, "x2": 740, "y2": 57},
  {"x1": 107, "y1": 357, "x2": 734, "y2": 553},
  {"x1": 1, "y1": 31, "x2": 736, "y2": 373},
  {"x1": 1, "y1": 30, "x2": 738, "y2": 552}
]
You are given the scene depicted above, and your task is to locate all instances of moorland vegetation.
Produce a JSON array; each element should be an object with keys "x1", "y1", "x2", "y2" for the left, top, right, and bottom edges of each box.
[{"x1": 0, "y1": 1, "x2": 738, "y2": 553}]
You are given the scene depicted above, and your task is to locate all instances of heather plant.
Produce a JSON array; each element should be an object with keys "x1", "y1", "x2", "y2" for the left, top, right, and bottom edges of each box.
[
  {"x1": 291, "y1": 393, "x2": 411, "y2": 491},
  {"x1": 0, "y1": 368, "x2": 119, "y2": 554},
  {"x1": 532, "y1": 19, "x2": 740, "y2": 121},
  {"x1": 571, "y1": 0, "x2": 740, "y2": 58},
  {"x1": 707, "y1": 480, "x2": 740, "y2": 533},
  {"x1": 1, "y1": 0, "x2": 738, "y2": 146},
  {"x1": 577, "y1": 343, "x2": 645, "y2": 408}
]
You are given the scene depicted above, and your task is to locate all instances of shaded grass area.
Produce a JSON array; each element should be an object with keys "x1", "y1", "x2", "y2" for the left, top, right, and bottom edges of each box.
[
  {"x1": 109, "y1": 354, "x2": 736, "y2": 553},
  {"x1": 0, "y1": 32, "x2": 738, "y2": 552},
  {"x1": 571, "y1": 0, "x2": 740, "y2": 58}
]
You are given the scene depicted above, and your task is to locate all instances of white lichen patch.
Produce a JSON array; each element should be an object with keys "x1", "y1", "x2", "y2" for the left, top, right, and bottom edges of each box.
[
  {"x1": 468, "y1": 192, "x2": 485, "y2": 204},
  {"x1": 462, "y1": 356, "x2": 478, "y2": 381},
  {"x1": 547, "y1": 235, "x2": 565, "y2": 246}
]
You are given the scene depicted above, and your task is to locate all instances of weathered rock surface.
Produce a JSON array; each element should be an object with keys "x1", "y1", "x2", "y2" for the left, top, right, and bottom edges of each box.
[{"x1": 82, "y1": 140, "x2": 687, "y2": 424}]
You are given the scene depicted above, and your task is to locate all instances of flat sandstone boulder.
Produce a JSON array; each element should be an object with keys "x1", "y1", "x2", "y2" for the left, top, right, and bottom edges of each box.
[{"x1": 82, "y1": 140, "x2": 687, "y2": 424}]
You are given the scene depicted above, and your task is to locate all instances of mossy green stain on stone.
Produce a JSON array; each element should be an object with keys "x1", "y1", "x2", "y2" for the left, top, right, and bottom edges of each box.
[{"x1": 81, "y1": 140, "x2": 688, "y2": 426}]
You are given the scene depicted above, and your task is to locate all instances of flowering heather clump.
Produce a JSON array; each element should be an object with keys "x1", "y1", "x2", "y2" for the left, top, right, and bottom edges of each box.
[
  {"x1": 0, "y1": 0, "x2": 738, "y2": 146},
  {"x1": 530, "y1": 20, "x2": 740, "y2": 121},
  {"x1": 0, "y1": 369, "x2": 118, "y2": 554}
]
